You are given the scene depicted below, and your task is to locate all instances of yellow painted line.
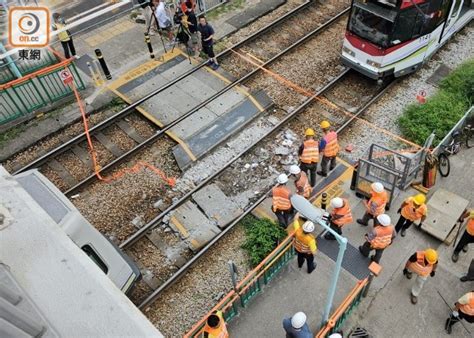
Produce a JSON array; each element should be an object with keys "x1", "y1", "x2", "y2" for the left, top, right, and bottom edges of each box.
[
  {"x1": 190, "y1": 239, "x2": 201, "y2": 250},
  {"x1": 108, "y1": 88, "x2": 197, "y2": 161},
  {"x1": 311, "y1": 166, "x2": 353, "y2": 206},
  {"x1": 170, "y1": 216, "x2": 190, "y2": 238},
  {"x1": 205, "y1": 67, "x2": 265, "y2": 113},
  {"x1": 253, "y1": 206, "x2": 275, "y2": 220},
  {"x1": 336, "y1": 156, "x2": 354, "y2": 169}
]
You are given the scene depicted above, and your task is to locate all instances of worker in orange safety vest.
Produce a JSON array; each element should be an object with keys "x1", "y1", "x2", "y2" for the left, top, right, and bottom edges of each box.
[
  {"x1": 358, "y1": 214, "x2": 396, "y2": 263},
  {"x1": 452, "y1": 209, "x2": 474, "y2": 262},
  {"x1": 270, "y1": 174, "x2": 294, "y2": 229},
  {"x1": 395, "y1": 194, "x2": 427, "y2": 237},
  {"x1": 317, "y1": 121, "x2": 339, "y2": 177},
  {"x1": 445, "y1": 291, "x2": 474, "y2": 334},
  {"x1": 202, "y1": 310, "x2": 229, "y2": 338},
  {"x1": 298, "y1": 128, "x2": 319, "y2": 187},
  {"x1": 357, "y1": 182, "x2": 388, "y2": 227},
  {"x1": 324, "y1": 197, "x2": 353, "y2": 240},
  {"x1": 402, "y1": 248, "x2": 438, "y2": 304},
  {"x1": 290, "y1": 165, "x2": 312, "y2": 199},
  {"x1": 293, "y1": 215, "x2": 317, "y2": 274}
]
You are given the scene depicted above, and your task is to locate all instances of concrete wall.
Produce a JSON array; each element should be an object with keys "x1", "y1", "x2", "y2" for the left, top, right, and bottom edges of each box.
[{"x1": 0, "y1": 167, "x2": 163, "y2": 338}]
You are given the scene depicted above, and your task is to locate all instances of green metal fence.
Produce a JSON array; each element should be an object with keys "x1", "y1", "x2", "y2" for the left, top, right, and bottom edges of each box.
[
  {"x1": 0, "y1": 49, "x2": 59, "y2": 85},
  {"x1": 184, "y1": 234, "x2": 296, "y2": 337},
  {"x1": 0, "y1": 62, "x2": 85, "y2": 125}
]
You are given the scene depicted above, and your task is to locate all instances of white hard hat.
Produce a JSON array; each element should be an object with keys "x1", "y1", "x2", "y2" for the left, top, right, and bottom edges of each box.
[
  {"x1": 328, "y1": 334, "x2": 342, "y2": 338},
  {"x1": 277, "y1": 174, "x2": 289, "y2": 184},
  {"x1": 377, "y1": 214, "x2": 391, "y2": 226},
  {"x1": 302, "y1": 221, "x2": 315, "y2": 233},
  {"x1": 290, "y1": 165, "x2": 301, "y2": 175},
  {"x1": 371, "y1": 182, "x2": 384, "y2": 193},
  {"x1": 291, "y1": 312, "x2": 307, "y2": 329},
  {"x1": 330, "y1": 197, "x2": 344, "y2": 209}
]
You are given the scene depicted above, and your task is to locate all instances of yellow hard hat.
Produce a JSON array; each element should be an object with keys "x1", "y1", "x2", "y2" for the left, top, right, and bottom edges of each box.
[
  {"x1": 305, "y1": 128, "x2": 315, "y2": 136},
  {"x1": 320, "y1": 121, "x2": 331, "y2": 129},
  {"x1": 413, "y1": 194, "x2": 426, "y2": 205},
  {"x1": 424, "y1": 249, "x2": 437, "y2": 264}
]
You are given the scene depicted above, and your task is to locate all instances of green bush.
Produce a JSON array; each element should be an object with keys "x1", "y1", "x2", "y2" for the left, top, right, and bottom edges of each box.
[
  {"x1": 241, "y1": 216, "x2": 287, "y2": 267},
  {"x1": 398, "y1": 59, "x2": 474, "y2": 146}
]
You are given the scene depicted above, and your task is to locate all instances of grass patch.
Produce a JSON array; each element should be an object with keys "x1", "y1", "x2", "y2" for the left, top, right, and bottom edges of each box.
[
  {"x1": 398, "y1": 59, "x2": 474, "y2": 146},
  {"x1": 241, "y1": 215, "x2": 287, "y2": 267},
  {"x1": 206, "y1": 0, "x2": 246, "y2": 21},
  {"x1": 0, "y1": 124, "x2": 28, "y2": 149}
]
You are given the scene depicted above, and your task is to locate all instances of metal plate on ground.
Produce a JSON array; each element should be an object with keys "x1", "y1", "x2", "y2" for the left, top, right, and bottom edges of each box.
[
  {"x1": 426, "y1": 64, "x2": 452, "y2": 87},
  {"x1": 421, "y1": 188, "x2": 469, "y2": 242},
  {"x1": 173, "y1": 89, "x2": 273, "y2": 170},
  {"x1": 193, "y1": 184, "x2": 243, "y2": 229},
  {"x1": 168, "y1": 201, "x2": 221, "y2": 252},
  {"x1": 316, "y1": 234, "x2": 370, "y2": 280},
  {"x1": 311, "y1": 163, "x2": 349, "y2": 199}
]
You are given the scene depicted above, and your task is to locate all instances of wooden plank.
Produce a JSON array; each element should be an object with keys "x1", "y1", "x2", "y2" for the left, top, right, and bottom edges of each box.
[
  {"x1": 94, "y1": 132, "x2": 124, "y2": 157},
  {"x1": 47, "y1": 159, "x2": 77, "y2": 187},
  {"x1": 116, "y1": 120, "x2": 146, "y2": 144}
]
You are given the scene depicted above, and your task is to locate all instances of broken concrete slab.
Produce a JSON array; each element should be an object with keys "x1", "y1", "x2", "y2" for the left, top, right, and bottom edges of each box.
[
  {"x1": 192, "y1": 184, "x2": 243, "y2": 229},
  {"x1": 168, "y1": 201, "x2": 221, "y2": 252}
]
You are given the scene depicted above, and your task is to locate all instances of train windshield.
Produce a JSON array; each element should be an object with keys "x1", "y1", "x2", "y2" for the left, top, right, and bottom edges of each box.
[{"x1": 348, "y1": 2, "x2": 397, "y2": 48}]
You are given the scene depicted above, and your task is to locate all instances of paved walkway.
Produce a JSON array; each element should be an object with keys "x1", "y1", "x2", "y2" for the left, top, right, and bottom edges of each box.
[{"x1": 228, "y1": 147, "x2": 473, "y2": 337}]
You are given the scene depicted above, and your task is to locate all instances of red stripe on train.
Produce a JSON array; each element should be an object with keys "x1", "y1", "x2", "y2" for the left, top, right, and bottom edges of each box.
[{"x1": 345, "y1": 31, "x2": 415, "y2": 56}]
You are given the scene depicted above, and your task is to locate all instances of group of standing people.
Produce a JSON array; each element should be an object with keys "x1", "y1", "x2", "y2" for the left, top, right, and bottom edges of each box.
[{"x1": 140, "y1": 0, "x2": 219, "y2": 69}]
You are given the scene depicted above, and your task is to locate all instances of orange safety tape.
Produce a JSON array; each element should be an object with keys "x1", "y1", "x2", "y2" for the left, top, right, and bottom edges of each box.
[
  {"x1": 229, "y1": 48, "x2": 422, "y2": 149},
  {"x1": 68, "y1": 69, "x2": 176, "y2": 187}
]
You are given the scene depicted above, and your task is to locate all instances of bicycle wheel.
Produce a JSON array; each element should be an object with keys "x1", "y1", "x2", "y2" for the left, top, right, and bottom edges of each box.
[
  {"x1": 466, "y1": 128, "x2": 474, "y2": 148},
  {"x1": 438, "y1": 153, "x2": 450, "y2": 177}
]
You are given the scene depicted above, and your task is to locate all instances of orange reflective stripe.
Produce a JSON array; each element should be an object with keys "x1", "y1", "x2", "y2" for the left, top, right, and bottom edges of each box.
[
  {"x1": 467, "y1": 218, "x2": 474, "y2": 236},
  {"x1": 295, "y1": 172, "x2": 312, "y2": 198},
  {"x1": 459, "y1": 293, "x2": 474, "y2": 316},
  {"x1": 300, "y1": 139, "x2": 319, "y2": 164},
  {"x1": 323, "y1": 131, "x2": 339, "y2": 157},
  {"x1": 272, "y1": 186, "x2": 292, "y2": 211},
  {"x1": 367, "y1": 191, "x2": 388, "y2": 217},
  {"x1": 370, "y1": 225, "x2": 394, "y2": 249},
  {"x1": 331, "y1": 199, "x2": 353, "y2": 227},
  {"x1": 407, "y1": 251, "x2": 434, "y2": 277},
  {"x1": 294, "y1": 228, "x2": 315, "y2": 254},
  {"x1": 401, "y1": 199, "x2": 427, "y2": 221}
]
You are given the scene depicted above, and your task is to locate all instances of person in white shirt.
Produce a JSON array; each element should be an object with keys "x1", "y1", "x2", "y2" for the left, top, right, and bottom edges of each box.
[{"x1": 152, "y1": 0, "x2": 173, "y2": 40}]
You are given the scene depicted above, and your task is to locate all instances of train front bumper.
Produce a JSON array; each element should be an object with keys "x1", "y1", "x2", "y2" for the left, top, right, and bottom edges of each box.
[{"x1": 341, "y1": 52, "x2": 389, "y2": 80}]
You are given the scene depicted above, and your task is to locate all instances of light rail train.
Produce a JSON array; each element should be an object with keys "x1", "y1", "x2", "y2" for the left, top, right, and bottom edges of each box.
[{"x1": 341, "y1": 0, "x2": 473, "y2": 79}]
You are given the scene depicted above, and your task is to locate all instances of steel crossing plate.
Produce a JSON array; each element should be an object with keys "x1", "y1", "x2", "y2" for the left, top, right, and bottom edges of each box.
[{"x1": 316, "y1": 234, "x2": 371, "y2": 280}]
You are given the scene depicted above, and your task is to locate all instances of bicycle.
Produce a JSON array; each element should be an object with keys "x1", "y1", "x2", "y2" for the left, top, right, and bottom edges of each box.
[{"x1": 437, "y1": 122, "x2": 473, "y2": 177}]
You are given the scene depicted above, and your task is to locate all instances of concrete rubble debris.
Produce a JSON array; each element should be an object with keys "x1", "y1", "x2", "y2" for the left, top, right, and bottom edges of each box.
[
  {"x1": 274, "y1": 146, "x2": 291, "y2": 156},
  {"x1": 132, "y1": 215, "x2": 144, "y2": 228}
]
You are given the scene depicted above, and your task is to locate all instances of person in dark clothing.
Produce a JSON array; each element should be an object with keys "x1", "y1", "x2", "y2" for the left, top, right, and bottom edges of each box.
[
  {"x1": 461, "y1": 259, "x2": 474, "y2": 282},
  {"x1": 184, "y1": 2, "x2": 199, "y2": 55},
  {"x1": 197, "y1": 15, "x2": 219, "y2": 69}
]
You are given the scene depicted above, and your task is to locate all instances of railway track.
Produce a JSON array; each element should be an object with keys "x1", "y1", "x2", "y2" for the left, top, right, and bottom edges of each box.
[
  {"x1": 134, "y1": 70, "x2": 397, "y2": 335},
  {"x1": 9, "y1": 0, "x2": 323, "y2": 191}
]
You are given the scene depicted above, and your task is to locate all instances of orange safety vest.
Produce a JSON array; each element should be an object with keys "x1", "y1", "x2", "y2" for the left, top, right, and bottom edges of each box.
[
  {"x1": 366, "y1": 191, "x2": 388, "y2": 217},
  {"x1": 407, "y1": 251, "x2": 434, "y2": 277},
  {"x1": 401, "y1": 198, "x2": 427, "y2": 222},
  {"x1": 370, "y1": 225, "x2": 394, "y2": 249},
  {"x1": 467, "y1": 218, "x2": 474, "y2": 236},
  {"x1": 295, "y1": 172, "x2": 312, "y2": 198},
  {"x1": 272, "y1": 186, "x2": 292, "y2": 211},
  {"x1": 459, "y1": 292, "x2": 474, "y2": 316},
  {"x1": 299, "y1": 139, "x2": 319, "y2": 164},
  {"x1": 323, "y1": 131, "x2": 339, "y2": 157},
  {"x1": 331, "y1": 199, "x2": 353, "y2": 227},
  {"x1": 294, "y1": 227, "x2": 316, "y2": 254},
  {"x1": 202, "y1": 311, "x2": 229, "y2": 338}
]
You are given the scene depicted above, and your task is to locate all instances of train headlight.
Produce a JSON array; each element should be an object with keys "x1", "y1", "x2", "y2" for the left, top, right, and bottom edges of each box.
[
  {"x1": 366, "y1": 60, "x2": 381, "y2": 68},
  {"x1": 342, "y1": 46, "x2": 355, "y2": 57}
]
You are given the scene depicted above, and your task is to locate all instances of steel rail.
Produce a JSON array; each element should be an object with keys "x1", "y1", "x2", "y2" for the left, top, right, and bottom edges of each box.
[
  {"x1": 138, "y1": 73, "x2": 396, "y2": 309},
  {"x1": 13, "y1": 0, "x2": 313, "y2": 174},
  {"x1": 64, "y1": 6, "x2": 350, "y2": 195},
  {"x1": 120, "y1": 8, "x2": 351, "y2": 249}
]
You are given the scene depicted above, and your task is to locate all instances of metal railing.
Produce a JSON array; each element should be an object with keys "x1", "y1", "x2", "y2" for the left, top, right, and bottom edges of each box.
[
  {"x1": 0, "y1": 59, "x2": 85, "y2": 126},
  {"x1": 315, "y1": 278, "x2": 369, "y2": 337},
  {"x1": 183, "y1": 232, "x2": 296, "y2": 337}
]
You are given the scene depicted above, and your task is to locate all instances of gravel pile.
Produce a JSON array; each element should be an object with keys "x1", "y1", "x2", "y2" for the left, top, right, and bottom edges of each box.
[{"x1": 339, "y1": 26, "x2": 474, "y2": 162}]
